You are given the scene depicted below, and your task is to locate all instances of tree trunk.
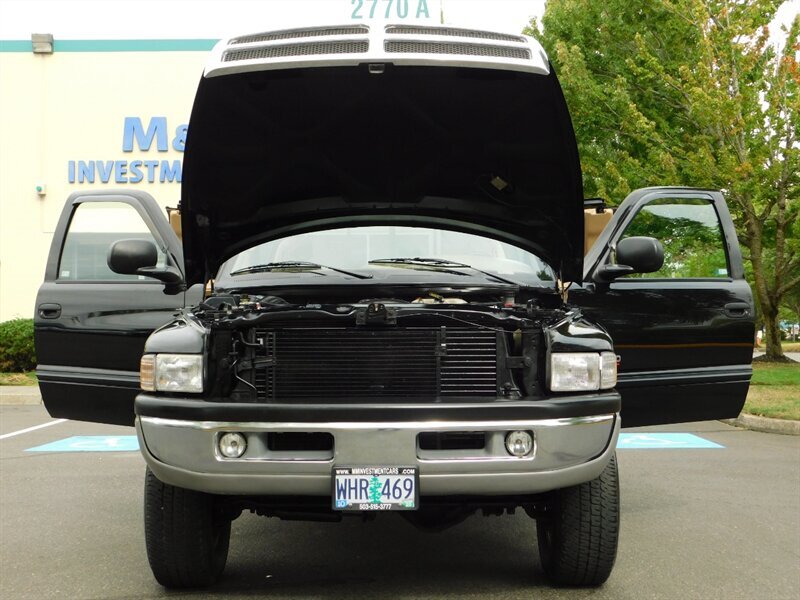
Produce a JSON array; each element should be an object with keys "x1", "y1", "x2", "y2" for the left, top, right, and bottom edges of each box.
[
  {"x1": 744, "y1": 211, "x2": 784, "y2": 360},
  {"x1": 764, "y1": 307, "x2": 783, "y2": 359}
]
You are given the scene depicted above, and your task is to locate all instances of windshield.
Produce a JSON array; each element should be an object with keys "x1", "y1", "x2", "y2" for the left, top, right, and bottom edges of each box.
[{"x1": 223, "y1": 227, "x2": 555, "y2": 286}]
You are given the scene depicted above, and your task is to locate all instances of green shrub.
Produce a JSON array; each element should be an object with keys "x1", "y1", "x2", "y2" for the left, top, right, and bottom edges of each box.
[{"x1": 0, "y1": 319, "x2": 36, "y2": 372}]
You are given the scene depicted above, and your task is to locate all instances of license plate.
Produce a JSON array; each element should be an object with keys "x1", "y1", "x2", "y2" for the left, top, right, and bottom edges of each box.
[{"x1": 332, "y1": 466, "x2": 418, "y2": 511}]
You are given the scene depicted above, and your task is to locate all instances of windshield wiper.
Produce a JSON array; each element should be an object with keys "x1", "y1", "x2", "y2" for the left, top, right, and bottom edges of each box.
[
  {"x1": 230, "y1": 261, "x2": 372, "y2": 280},
  {"x1": 368, "y1": 257, "x2": 471, "y2": 277},
  {"x1": 370, "y1": 258, "x2": 463, "y2": 266},
  {"x1": 368, "y1": 257, "x2": 520, "y2": 286}
]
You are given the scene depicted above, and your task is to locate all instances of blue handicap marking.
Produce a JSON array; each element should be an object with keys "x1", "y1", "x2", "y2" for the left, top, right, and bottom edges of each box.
[
  {"x1": 26, "y1": 435, "x2": 140, "y2": 453},
  {"x1": 25, "y1": 433, "x2": 721, "y2": 452},
  {"x1": 617, "y1": 433, "x2": 724, "y2": 449}
]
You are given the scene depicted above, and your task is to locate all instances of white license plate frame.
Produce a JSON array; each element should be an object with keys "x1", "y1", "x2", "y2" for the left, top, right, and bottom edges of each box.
[{"x1": 332, "y1": 466, "x2": 419, "y2": 511}]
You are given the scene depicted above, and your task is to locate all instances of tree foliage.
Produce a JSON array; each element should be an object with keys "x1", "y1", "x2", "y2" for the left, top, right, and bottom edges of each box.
[
  {"x1": 0, "y1": 319, "x2": 36, "y2": 372},
  {"x1": 528, "y1": 0, "x2": 800, "y2": 358}
]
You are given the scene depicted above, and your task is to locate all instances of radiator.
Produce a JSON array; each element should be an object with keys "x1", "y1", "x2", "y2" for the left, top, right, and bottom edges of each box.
[{"x1": 251, "y1": 327, "x2": 499, "y2": 400}]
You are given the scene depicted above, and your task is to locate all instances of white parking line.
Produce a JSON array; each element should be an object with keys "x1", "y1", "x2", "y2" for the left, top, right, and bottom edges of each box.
[{"x1": 0, "y1": 419, "x2": 67, "y2": 440}]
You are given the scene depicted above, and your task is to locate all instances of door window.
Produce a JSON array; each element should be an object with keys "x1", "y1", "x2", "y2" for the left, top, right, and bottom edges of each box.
[
  {"x1": 620, "y1": 198, "x2": 729, "y2": 278},
  {"x1": 58, "y1": 201, "x2": 166, "y2": 281}
]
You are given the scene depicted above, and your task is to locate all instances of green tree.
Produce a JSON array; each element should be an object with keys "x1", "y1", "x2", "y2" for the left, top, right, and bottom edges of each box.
[{"x1": 528, "y1": 0, "x2": 800, "y2": 359}]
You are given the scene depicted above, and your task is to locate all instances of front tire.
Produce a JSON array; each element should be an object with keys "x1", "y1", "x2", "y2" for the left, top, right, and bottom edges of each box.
[
  {"x1": 144, "y1": 468, "x2": 231, "y2": 588},
  {"x1": 536, "y1": 453, "x2": 620, "y2": 586}
]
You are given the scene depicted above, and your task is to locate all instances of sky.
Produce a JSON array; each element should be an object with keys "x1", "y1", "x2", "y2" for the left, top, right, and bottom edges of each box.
[{"x1": 0, "y1": 0, "x2": 547, "y2": 39}]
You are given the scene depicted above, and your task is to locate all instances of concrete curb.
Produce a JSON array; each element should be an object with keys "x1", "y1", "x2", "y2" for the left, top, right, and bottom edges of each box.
[
  {"x1": 721, "y1": 414, "x2": 800, "y2": 436},
  {"x1": 0, "y1": 385, "x2": 42, "y2": 406}
]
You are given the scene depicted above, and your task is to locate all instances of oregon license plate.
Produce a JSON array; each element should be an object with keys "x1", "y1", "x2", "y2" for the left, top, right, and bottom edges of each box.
[{"x1": 332, "y1": 467, "x2": 418, "y2": 511}]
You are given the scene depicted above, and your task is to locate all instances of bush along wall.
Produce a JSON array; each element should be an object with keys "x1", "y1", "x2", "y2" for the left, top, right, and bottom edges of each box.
[{"x1": 0, "y1": 319, "x2": 36, "y2": 372}]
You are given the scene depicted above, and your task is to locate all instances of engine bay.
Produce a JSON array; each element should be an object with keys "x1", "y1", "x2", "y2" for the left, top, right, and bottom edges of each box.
[{"x1": 191, "y1": 288, "x2": 572, "y2": 404}]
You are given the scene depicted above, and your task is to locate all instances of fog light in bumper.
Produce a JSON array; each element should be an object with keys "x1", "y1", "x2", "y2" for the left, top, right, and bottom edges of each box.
[
  {"x1": 505, "y1": 430, "x2": 534, "y2": 457},
  {"x1": 218, "y1": 432, "x2": 247, "y2": 458}
]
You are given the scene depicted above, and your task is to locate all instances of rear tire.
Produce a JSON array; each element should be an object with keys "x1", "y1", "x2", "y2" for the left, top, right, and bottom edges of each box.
[
  {"x1": 144, "y1": 468, "x2": 230, "y2": 588},
  {"x1": 536, "y1": 453, "x2": 620, "y2": 586}
]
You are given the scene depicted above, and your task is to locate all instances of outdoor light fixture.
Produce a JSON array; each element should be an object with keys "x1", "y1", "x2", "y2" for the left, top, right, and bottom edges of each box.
[{"x1": 31, "y1": 34, "x2": 53, "y2": 54}]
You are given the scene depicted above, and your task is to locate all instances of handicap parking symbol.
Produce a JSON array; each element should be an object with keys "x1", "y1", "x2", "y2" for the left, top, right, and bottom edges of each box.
[
  {"x1": 26, "y1": 435, "x2": 140, "y2": 453},
  {"x1": 617, "y1": 433, "x2": 723, "y2": 449}
]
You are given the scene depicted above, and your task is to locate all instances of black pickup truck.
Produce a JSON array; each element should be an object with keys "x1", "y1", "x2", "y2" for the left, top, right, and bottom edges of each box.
[{"x1": 34, "y1": 23, "x2": 754, "y2": 589}]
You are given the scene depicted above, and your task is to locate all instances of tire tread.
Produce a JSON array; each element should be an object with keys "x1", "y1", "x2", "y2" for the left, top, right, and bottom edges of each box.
[
  {"x1": 537, "y1": 453, "x2": 620, "y2": 586},
  {"x1": 144, "y1": 468, "x2": 230, "y2": 588}
]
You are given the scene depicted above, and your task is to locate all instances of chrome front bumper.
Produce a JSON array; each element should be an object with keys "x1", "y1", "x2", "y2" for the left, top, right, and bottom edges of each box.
[{"x1": 137, "y1": 413, "x2": 620, "y2": 496}]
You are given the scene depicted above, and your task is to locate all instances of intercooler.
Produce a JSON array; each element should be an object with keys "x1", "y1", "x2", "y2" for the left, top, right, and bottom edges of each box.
[{"x1": 251, "y1": 327, "x2": 499, "y2": 401}]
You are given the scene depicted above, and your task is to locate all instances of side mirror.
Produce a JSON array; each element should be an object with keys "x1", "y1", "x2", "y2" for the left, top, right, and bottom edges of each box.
[
  {"x1": 593, "y1": 236, "x2": 664, "y2": 283},
  {"x1": 108, "y1": 239, "x2": 184, "y2": 289},
  {"x1": 616, "y1": 236, "x2": 664, "y2": 273},
  {"x1": 108, "y1": 239, "x2": 157, "y2": 273}
]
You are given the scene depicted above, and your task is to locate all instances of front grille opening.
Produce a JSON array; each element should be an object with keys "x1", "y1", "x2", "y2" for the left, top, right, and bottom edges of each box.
[
  {"x1": 223, "y1": 40, "x2": 369, "y2": 62},
  {"x1": 385, "y1": 25, "x2": 525, "y2": 43},
  {"x1": 267, "y1": 432, "x2": 334, "y2": 452},
  {"x1": 232, "y1": 25, "x2": 369, "y2": 44},
  {"x1": 251, "y1": 327, "x2": 498, "y2": 401},
  {"x1": 384, "y1": 40, "x2": 530, "y2": 60},
  {"x1": 419, "y1": 431, "x2": 486, "y2": 451}
]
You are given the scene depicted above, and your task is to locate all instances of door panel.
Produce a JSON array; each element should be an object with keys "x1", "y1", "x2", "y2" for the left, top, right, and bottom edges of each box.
[
  {"x1": 574, "y1": 188, "x2": 754, "y2": 427},
  {"x1": 35, "y1": 191, "x2": 185, "y2": 426}
]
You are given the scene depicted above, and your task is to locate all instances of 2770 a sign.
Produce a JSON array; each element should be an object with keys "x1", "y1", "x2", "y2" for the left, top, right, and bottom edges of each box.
[{"x1": 351, "y1": 0, "x2": 432, "y2": 20}]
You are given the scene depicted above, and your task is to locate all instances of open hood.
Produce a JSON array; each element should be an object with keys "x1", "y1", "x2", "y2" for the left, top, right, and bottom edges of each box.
[{"x1": 181, "y1": 24, "x2": 584, "y2": 284}]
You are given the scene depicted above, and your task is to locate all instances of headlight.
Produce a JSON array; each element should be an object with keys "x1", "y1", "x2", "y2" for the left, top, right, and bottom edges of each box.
[
  {"x1": 549, "y1": 352, "x2": 617, "y2": 392},
  {"x1": 140, "y1": 354, "x2": 203, "y2": 393},
  {"x1": 140, "y1": 355, "x2": 156, "y2": 391},
  {"x1": 599, "y1": 351, "x2": 618, "y2": 389}
]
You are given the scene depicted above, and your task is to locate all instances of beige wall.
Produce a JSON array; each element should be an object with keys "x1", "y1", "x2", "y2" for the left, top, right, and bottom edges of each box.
[{"x1": 0, "y1": 49, "x2": 208, "y2": 321}]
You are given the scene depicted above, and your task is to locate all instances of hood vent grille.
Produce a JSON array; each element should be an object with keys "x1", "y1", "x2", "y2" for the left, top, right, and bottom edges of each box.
[
  {"x1": 224, "y1": 40, "x2": 369, "y2": 62},
  {"x1": 209, "y1": 23, "x2": 549, "y2": 78},
  {"x1": 232, "y1": 25, "x2": 369, "y2": 44},
  {"x1": 385, "y1": 25, "x2": 525, "y2": 43},
  {"x1": 384, "y1": 40, "x2": 530, "y2": 60}
]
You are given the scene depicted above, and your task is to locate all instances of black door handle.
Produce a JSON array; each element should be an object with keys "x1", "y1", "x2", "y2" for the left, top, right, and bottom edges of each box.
[
  {"x1": 724, "y1": 302, "x2": 750, "y2": 318},
  {"x1": 38, "y1": 303, "x2": 61, "y2": 319}
]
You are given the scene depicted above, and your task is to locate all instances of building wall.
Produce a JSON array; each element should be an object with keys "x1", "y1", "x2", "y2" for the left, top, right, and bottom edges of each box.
[
  {"x1": 0, "y1": 43, "x2": 210, "y2": 321},
  {"x1": 0, "y1": 0, "x2": 520, "y2": 323}
]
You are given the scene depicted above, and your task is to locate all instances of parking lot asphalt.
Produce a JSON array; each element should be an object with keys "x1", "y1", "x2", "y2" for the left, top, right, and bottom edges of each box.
[{"x1": 1, "y1": 405, "x2": 798, "y2": 600}]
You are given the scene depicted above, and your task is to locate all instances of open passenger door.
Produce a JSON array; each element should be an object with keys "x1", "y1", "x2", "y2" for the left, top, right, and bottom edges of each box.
[
  {"x1": 573, "y1": 187, "x2": 754, "y2": 427},
  {"x1": 34, "y1": 191, "x2": 185, "y2": 426}
]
